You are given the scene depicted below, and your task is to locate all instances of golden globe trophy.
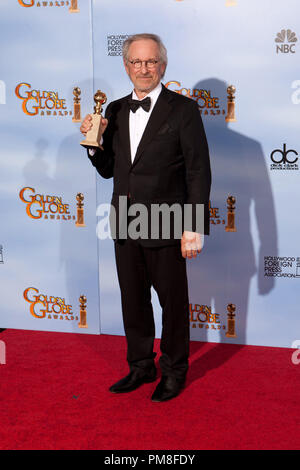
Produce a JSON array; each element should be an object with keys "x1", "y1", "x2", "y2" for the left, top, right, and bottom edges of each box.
[
  {"x1": 69, "y1": 0, "x2": 80, "y2": 13},
  {"x1": 72, "y1": 87, "x2": 81, "y2": 123},
  {"x1": 225, "y1": 304, "x2": 237, "y2": 338},
  {"x1": 225, "y1": 195, "x2": 237, "y2": 232},
  {"x1": 80, "y1": 90, "x2": 107, "y2": 149},
  {"x1": 78, "y1": 295, "x2": 88, "y2": 328},
  {"x1": 225, "y1": 85, "x2": 237, "y2": 122},
  {"x1": 75, "y1": 193, "x2": 85, "y2": 227}
]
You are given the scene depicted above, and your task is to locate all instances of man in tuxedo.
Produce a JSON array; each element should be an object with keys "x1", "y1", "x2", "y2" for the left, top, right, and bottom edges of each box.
[{"x1": 80, "y1": 33, "x2": 211, "y2": 402}]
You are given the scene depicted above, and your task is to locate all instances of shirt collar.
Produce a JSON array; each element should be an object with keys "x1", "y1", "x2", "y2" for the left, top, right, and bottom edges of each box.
[{"x1": 132, "y1": 82, "x2": 162, "y2": 104}]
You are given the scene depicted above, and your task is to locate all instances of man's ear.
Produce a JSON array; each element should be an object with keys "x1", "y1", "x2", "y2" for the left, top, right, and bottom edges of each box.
[
  {"x1": 160, "y1": 63, "x2": 167, "y2": 79},
  {"x1": 123, "y1": 59, "x2": 129, "y2": 76}
]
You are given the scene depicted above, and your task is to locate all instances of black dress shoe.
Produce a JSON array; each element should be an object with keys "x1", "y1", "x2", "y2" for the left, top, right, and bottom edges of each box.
[
  {"x1": 151, "y1": 376, "x2": 185, "y2": 402},
  {"x1": 109, "y1": 368, "x2": 157, "y2": 394}
]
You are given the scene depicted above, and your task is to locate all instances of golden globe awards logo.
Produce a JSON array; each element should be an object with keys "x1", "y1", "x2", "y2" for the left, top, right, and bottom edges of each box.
[
  {"x1": 23, "y1": 287, "x2": 77, "y2": 321},
  {"x1": 19, "y1": 188, "x2": 86, "y2": 227},
  {"x1": 190, "y1": 303, "x2": 237, "y2": 338},
  {"x1": 210, "y1": 196, "x2": 237, "y2": 232},
  {"x1": 15, "y1": 83, "x2": 72, "y2": 117},
  {"x1": 190, "y1": 304, "x2": 224, "y2": 331},
  {"x1": 19, "y1": 187, "x2": 73, "y2": 221},
  {"x1": 18, "y1": 0, "x2": 80, "y2": 11},
  {"x1": 165, "y1": 81, "x2": 226, "y2": 117}
]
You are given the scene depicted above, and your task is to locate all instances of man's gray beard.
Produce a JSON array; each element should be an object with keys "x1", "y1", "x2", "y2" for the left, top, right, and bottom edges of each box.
[{"x1": 136, "y1": 84, "x2": 154, "y2": 94}]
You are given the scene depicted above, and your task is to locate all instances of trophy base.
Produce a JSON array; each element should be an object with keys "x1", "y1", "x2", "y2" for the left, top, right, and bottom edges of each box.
[
  {"x1": 225, "y1": 227, "x2": 237, "y2": 232},
  {"x1": 225, "y1": 118, "x2": 237, "y2": 123},
  {"x1": 226, "y1": 333, "x2": 237, "y2": 338},
  {"x1": 78, "y1": 324, "x2": 88, "y2": 329},
  {"x1": 72, "y1": 118, "x2": 82, "y2": 123},
  {"x1": 80, "y1": 140, "x2": 103, "y2": 149},
  {"x1": 69, "y1": 9, "x2": 80, "y2": 13},
  {"x1": 75, "y1": 223, "x2": 86, "y2": 227}
]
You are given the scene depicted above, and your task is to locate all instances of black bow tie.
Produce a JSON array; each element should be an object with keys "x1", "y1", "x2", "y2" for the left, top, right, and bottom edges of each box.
[{"x1": 128, "y1": 96, "x2": 151, "y2": 113}]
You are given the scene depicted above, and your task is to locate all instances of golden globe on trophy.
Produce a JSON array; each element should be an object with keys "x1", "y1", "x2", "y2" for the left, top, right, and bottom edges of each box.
[
  {"x1": 225, "y1": 85, "x2": 237, "y2": 122},
  {"x1": 225, "y1": 195, "x2": 237, "y2": 232},
  {"x1": 80, "y1": 90, "x2": 107, "y2": 149},
  {"x1": 78, "y1": 295, "x2": 88, "y2": 328},
  {"x1": 72, "y1": 87, "x2": 81, "y2": 123},
  {"x1": 225, "y1": 303, "x2": 237, "y2": 338}
]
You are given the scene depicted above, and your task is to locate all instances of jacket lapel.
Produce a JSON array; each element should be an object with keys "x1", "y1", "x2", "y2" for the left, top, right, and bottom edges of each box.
[
  {"x1": 118, "y1": 94, "x2": 131, "y2": 167},
  {"x1": 131, "y1": 85, "x2": 173, "y2": 168}
]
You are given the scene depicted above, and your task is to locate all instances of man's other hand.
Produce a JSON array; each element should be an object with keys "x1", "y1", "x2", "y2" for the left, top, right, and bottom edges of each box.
[{"x1": 181, "y1": 231, "x2": 203, "y2": 259}]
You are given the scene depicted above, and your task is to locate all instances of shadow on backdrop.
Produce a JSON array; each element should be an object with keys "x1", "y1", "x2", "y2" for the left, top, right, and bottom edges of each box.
[
  {"x1": 54, "y1": 78, "x2": 114, "y2": 336},
  {"x1": 186, "y1": 78, "x2": 278, "y2": 386}
]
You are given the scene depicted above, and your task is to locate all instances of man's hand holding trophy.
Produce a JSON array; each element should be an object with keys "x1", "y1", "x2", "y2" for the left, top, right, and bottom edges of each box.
[{"x1": 80, "y1": 90, "x2": 107, "y2": 149}]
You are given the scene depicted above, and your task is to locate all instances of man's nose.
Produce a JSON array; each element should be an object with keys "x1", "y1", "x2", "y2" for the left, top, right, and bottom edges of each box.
[{"x1": 140, "y1": 62, "x2": 149, "y2": 73}]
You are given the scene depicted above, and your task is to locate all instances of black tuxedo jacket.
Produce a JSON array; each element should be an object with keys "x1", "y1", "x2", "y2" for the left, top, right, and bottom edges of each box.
[{"x1": 88, "y1": 84, "x2": 211, "y2": 247}]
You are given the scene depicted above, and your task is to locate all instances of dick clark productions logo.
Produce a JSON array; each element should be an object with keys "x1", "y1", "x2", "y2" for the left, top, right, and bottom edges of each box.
[{"x1": 270, "y1": 144, "x2": 298, "y2": 170}]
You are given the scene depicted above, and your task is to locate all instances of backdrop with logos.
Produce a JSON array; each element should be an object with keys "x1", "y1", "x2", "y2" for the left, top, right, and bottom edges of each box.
[
  {"x1": 1, "y1": 0, "x2": 300, "y2": 348},
  {"x1": 0, "y1": 0, "x2": 100, "y2": 334}
]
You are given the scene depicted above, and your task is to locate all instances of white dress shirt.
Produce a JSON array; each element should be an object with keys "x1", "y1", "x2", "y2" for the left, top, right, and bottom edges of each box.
[
  {"x1": 129, "y1": 82, "x2": 162, "y2": 162},
  {"x1": 88, "y1": 83, "x2": 162, "y2": 161}
]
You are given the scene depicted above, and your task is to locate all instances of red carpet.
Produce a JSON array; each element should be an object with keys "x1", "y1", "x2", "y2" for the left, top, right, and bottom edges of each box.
[{"x1": 0, "y1": 329, "x2": 299, "y2": 450}]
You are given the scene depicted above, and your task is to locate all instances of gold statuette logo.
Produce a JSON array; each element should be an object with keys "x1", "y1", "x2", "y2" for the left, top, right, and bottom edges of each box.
[
  {"x1": 225, "y1": 303, "x2": 237, "y2": 338},
  {"x1": 75, "y1": 193, "x2": 85, "y2": 227},
  {"x1": 78, "y1": 295, "x2": 88, "y2": 328},
  {"x1": 72, "y1": 87, "x2": 81, "y2": 123},
  {"x1": 209, "y1": 196, "x2": 237, "y2": 232},
  {"x1": 69, "y1": 0, "x2": 79, "y2": 12},
  {"x1": 225, "y1": 195, "x2": 237, "y2": 232},
  {"x1": 225, "y1": 85, "x2": 237, "y2": 122},
  {"x1": 80, "y1": 90, "x2": 107, "y2": 149}
]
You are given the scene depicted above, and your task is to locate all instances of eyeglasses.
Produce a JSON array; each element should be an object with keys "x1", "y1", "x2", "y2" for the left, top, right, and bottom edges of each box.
[{"x1": 128, "y1": 59, "x2": 159, "y2": 70}]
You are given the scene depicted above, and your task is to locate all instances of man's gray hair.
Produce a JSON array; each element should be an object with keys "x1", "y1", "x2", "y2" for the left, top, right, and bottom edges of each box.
[{"x1": 122, "y1": 33, "x2": 168, "y2": 65}]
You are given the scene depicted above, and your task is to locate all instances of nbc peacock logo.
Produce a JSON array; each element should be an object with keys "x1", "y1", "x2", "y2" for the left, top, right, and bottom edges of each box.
[
  {"x1": 275, "y1": 29, "x2": 298, "y2": 53},
  {"x1": 18, "y1": 0, "x2": 79, "y2": 12}
]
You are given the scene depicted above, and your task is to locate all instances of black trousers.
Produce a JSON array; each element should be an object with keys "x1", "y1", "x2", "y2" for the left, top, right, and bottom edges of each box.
[{"x1": 114, "y1": 238, "x2": 190, "y2": 380}]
